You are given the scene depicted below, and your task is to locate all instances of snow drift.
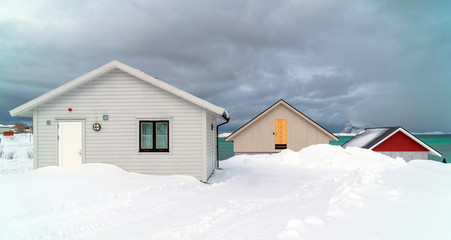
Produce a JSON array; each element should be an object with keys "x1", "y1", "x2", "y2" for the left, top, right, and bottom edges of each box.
[
  {"x1": 230, "y1": 144, "x2": 406, "y2": 170},
  {"x1": 1, "y1": 144, "x2": 451, "y2": 240}
]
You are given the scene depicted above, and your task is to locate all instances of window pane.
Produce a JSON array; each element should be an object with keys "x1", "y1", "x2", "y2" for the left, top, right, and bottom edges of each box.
[
  {"x1": 156, "y1": 122, "x2": 168, "y2": 149},
  {"x1": 141, "y1": 122, "x2": 153, "y2": 149},
  {"x1": 141, "y1": 122, "x2": 153, "y2": 135},
  {"x1": 141, "y1": 136, "x2": 153, "y2": 149},
  {"x1": 156, "y1": 136, "x2": 168, "y2": 149},
  {"x1": 156, "y1": 122, "x2": 168, "y2": 135}
]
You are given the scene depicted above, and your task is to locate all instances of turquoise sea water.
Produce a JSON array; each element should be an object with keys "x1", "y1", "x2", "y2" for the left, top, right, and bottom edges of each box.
[
  {"x1": 218, "y1": 137, "x2": 235, "y2": 160},
  {"x1": 415, "y1": 134, "x2": 451, "y2": 162},
  {"x1": 219, "y1": 135, "x2": 451, "y2": 161}
]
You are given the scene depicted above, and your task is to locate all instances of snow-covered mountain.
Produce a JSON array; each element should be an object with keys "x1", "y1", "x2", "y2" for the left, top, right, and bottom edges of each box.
[{"x1": 339, "y1": 121, "x2": 365, "y2": 135}]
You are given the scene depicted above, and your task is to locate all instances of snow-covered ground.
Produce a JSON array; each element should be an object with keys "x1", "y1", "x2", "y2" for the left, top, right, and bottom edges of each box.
[
  {"x1": 0, "y1": 133, "x2": 33, "y2": 175},
  {"x1": 1, "y1": 143, "x2": 451, "y2": 239}
]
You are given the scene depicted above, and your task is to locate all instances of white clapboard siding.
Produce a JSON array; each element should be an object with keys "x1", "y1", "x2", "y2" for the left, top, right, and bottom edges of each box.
[
  {"x1": 36, "y1": 68, "x2": 207, "y2": 180},
  {"x1": 206, "y1": 111, "x2": 217, "y2": 179}
]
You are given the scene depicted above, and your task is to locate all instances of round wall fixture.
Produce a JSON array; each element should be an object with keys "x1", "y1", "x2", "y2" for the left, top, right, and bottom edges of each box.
[{"x1": 93, "y1": 123, "x2": 101, "y2": 131}]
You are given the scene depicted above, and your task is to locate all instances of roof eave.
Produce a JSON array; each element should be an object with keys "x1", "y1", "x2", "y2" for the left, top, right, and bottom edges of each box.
[
  {"x1": 9, "y1": 60, "x2": 228, "y2": 120},
  {"x1": 112, "y1": 61, "x2": 228, "y2": 118},
  {"x1": 226, "y1": 99, "x2": 337, "y2": 141},
  {"x1": 10, "y1": 109, "x2": 33, "y2": 118},
  {"x1": 9, "y1": 60, "x2": 118, "y2": 117}
]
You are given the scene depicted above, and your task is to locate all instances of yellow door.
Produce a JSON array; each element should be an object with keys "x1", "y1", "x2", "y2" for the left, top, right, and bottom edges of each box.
[{"x1": 275, "y1": 119, "x2": 287, "y2": 149}]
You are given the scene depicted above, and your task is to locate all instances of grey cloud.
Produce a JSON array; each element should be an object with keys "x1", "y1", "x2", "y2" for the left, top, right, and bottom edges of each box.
[{"x1": 1, "y1": 0, "x2": 450, "y2": 133}]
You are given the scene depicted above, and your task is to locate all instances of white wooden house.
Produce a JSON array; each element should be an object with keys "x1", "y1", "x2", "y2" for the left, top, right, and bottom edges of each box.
[{"x1": 10, "y1": 60, "x2": 229, "y2": 182}]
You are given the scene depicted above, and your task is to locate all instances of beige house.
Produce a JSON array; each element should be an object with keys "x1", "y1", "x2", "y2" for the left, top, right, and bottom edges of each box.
[{"x1": 226, "y1": 99, "x2": 337, "y2": 154}]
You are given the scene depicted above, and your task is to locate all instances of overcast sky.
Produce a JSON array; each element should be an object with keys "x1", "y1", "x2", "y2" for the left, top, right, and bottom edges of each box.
[{"x1": 1, "y1": 0, "x2": 450, "y2": 133}]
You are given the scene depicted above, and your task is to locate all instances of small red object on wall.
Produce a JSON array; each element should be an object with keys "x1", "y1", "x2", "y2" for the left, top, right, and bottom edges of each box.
[{"x1": 68, "y1": 108, "x2": 72, "y2": 112}]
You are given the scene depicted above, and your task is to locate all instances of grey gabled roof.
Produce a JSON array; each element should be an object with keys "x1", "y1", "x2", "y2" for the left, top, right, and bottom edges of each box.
[
  {"x1": 342, "y1": 127, "x2": 399, "y2": 149},
  {"x1": 10, "y1": 60, "x2": 229, "y2": 120},
  {"x1": 341, "y1": 126, "x2": 442, "y2": 157}
]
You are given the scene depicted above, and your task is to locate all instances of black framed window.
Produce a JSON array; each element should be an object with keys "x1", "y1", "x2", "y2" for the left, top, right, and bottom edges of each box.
[{"x1": 139, "y1": 121, "x2": 169, "y2": 152}]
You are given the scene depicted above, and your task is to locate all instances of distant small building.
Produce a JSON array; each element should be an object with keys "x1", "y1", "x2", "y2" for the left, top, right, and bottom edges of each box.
[
  {"x1": 226, "y1": 99, "x2": 338, "y2": 154},
  {"x1": 0, "y1": 124, "x2": 14, "y2": 133},
  {"x1": 341, "y1": 126, "x2": 442, "y2": 161}
]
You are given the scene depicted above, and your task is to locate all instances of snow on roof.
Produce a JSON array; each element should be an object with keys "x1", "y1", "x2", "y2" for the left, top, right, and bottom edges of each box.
[{"x1": 341, "y1": 128, "x2": 391, "y2": 148}]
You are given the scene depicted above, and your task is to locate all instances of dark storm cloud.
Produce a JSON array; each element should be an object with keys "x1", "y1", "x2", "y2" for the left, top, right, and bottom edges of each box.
[{"x1": 1, "y1": 0, "x2": 450, "y2": 133}]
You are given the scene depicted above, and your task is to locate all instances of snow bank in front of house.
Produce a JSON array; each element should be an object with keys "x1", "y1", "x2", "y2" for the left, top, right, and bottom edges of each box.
[
  {"x1": 1, "y1": 163, "x2": 203, "y2": 218},
  {"x1": 229, "y1": 144, "x2": 406, "y2": 171},
  {"x1": 1, "y1": 144, "x2": 451, "y2": 239}
]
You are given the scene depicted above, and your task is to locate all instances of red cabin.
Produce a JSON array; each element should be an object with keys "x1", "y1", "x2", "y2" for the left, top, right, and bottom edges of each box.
[{"x1": 342, "y1": 126, "x2": 442, "y2": 161}]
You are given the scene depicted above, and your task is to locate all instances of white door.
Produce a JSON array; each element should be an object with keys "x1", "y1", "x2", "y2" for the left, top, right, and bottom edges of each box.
[{"x1": 58, "y1": 121, "x2": 83, "y2": 166}]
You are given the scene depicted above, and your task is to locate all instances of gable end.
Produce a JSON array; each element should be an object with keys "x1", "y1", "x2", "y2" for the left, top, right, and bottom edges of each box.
[
  {"x1": 10, "y1": 60, "x2": 228, "y2": 120},
  {"x1": 226, "y1": 99, "x2": 337, "y2": 141},
  {"x1": 372, "y1": 131, "x2": 429, "y2": 152}
]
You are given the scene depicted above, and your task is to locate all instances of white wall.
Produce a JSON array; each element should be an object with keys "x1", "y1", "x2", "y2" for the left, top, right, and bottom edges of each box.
[
  {"x1": 205, "y1": 111, "x2": 217, "y2": 179},
  {"x1": 36, "y1": 68, "x2": 207, "y2": 180},
  {"x1": 379, "y1": 151, "x2": 428, "y2": 162}
]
